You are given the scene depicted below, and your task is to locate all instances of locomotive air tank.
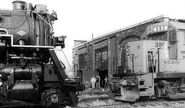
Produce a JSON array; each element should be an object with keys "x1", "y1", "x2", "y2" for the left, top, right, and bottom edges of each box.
[{"x1": 0, "y1": 1, "x2": 80, "y2": 107}]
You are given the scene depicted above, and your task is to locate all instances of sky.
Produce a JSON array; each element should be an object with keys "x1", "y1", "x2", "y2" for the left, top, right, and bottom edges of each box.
[{"x1": 1, "y1": 0, "x2": 185, "y2": 73}]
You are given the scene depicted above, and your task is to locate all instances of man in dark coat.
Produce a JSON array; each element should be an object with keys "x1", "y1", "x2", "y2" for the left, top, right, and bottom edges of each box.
[{"x1": 97, "y1": 69, "x2": 108, "y2": 88}]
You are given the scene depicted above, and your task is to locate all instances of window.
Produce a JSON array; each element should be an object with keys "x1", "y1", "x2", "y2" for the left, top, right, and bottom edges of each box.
[
  {"x1": 101, "y1": 51, "x2": 108, "y2": 68},
  {"x1": 169, "y1": 30, "x2": 177, "y2": 43},
  {"x1": 95, "y1": 47, "x2": 108, "y2": 70},
  {"x1": 95, "y1": 52, "x2": 101, "y2": 69},
  {"x1": 148, "y1": 32, "x2": 167, "y2": 41},
  {"x1": 102, "y1": 51, "x2": 107, "y2": 63},
  {"x1": 168, "y1": 30, "x2": 177, "y2": 59},
  {"x1": 79, "y1": 53, "x2": 87, "y2": 69},
  {"x1": 178, "y1": 30, "x2": 185, "y2": 43}
]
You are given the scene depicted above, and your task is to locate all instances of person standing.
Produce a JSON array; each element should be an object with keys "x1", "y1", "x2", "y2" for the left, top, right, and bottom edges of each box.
[
  {"x1": 97, "y1": 69, "x2": 107, "y2": 88},
  {"x1": 90, "y1": 76, "x2": 96, "y2": 89}
]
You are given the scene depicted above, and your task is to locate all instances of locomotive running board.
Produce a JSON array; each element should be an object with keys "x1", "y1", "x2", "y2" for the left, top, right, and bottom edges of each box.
[{"x1": 0, "y1": 34, "x2": 54, "y2": 48}]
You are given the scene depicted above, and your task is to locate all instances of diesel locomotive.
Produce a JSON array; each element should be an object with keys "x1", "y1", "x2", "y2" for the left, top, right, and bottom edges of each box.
[
  {"x1": 115, "y1": 18, "x2": 185, "y2": 101},
  {"x1": 0, "y1": 0, "x2": 78, "y2": 107}
]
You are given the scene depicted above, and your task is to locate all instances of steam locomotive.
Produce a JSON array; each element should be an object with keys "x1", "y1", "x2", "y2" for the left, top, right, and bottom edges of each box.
[{"x1": 0, "y1": 0, "x2": 78, "y2": 107}]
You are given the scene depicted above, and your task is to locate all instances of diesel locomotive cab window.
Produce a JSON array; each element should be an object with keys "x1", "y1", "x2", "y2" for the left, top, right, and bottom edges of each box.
[
  {"x1": 147, "y1": 29, "x2": 177, "y2": 59},
  {"x1": 169, "y1": 30, "x2": 177, "y2": 43},
  {"x1": 169, "y1": 30, "x2": 177, "y2": 59},
  {"x1": 148, "y1": 32, "x2": 167, "y2": 41},
  {"x1": 179, "y1": 30, "x2": 185, "y2": 43}
]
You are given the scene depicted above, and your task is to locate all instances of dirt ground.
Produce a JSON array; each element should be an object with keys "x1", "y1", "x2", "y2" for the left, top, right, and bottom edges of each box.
[{"x1": 76, "y1": 88, "x2": 185, "y2": 108}]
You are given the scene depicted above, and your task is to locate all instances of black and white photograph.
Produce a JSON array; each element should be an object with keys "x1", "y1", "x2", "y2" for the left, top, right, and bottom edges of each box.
[{"x1": 0, "y1": 0, "x2": 185, "y2": 108}]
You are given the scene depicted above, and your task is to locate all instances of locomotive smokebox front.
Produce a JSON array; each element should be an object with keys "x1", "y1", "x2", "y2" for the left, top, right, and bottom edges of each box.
[
  {"x1": 0, "y1": 11, "x2": 35, "y2": 45},
  {"x1": 0, "y1": 0, "x2": 50, "y2": 46}
]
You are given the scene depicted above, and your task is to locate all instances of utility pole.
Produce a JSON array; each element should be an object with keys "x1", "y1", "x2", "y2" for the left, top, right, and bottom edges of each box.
[{"x1": 92, "y1": 33, "x2": 95, "y2": 76}]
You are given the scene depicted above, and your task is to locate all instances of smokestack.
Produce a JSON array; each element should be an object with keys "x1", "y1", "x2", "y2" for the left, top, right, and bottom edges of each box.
[
  {"x1": 12, "y1": 0, "x2": 33, "y2": 11},
  {"x1": 12, "y1": 0, "x2": 26, "y2": 10}
]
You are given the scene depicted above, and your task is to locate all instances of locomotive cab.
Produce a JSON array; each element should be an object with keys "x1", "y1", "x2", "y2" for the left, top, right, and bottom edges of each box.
[
  {"x1": 143, "y1": 21, "x2": 185, "y2": 73},
  {"x1": 126, "y1": 40, "x2": 169, "y2": 74}
]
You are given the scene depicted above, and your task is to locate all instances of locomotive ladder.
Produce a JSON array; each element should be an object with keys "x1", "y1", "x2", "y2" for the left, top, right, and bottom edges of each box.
[{"x1": 49, "y1": 49, "x2": 78, "y2": 106}]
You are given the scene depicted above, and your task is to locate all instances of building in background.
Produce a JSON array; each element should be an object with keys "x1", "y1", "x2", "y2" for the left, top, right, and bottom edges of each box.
[
  {"x1": 72, "y1": 15, "x2": 170, "y2": 87},
  {"x1": 72, "y1": 40, "x2": 87, "y2": 78}
]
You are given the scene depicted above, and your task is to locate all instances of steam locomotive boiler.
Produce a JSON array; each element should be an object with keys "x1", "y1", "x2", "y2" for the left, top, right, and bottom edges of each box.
[{"x1": 0, "y1": 1, "x2": 78, "y2": 107}]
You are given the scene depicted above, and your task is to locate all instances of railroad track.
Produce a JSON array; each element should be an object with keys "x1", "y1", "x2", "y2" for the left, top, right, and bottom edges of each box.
[
  {"x1": 1, "y1": 98, "x2": 185, "y2": 108},
  {"x1": 77, "y1": 97, "x2": 185, "y2": 108},
  {"x1": 76, "y1": 88, "x2": 185, "y2": 108},
  {"x1": 0, "y1": 100, "x2": 43, "y2": 108}
]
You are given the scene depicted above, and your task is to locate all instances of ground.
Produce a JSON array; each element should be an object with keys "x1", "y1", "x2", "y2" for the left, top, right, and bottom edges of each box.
[{"x1": 76, "y1": 88, "x2": 185, "y2": 108}]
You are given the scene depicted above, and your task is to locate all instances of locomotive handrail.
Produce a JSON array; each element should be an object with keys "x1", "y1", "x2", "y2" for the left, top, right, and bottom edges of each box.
[
  {"x1": 49, "y1": 49, "x2": 68, "y2": 83},
  {"x1": 32, "y1": 11, "x2": 53, "y2": 30},
  {"x1": 12, "y1": 45, "x2": 54, "y2": 48},
  {"x1": 0, "y1": 34, "x2": 55, "y2": 48}
]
